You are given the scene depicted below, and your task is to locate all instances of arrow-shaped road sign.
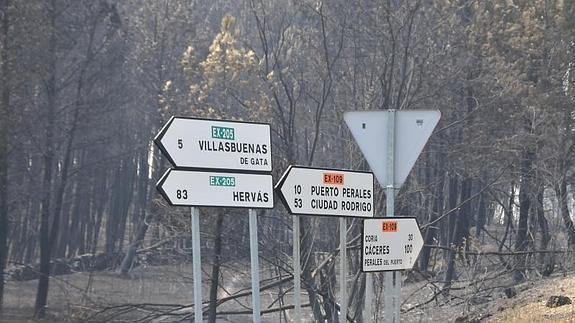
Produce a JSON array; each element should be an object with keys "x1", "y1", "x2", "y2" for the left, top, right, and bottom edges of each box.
[
  {"x1": 362, "y1": 217, "x2": 424, "y2": 272},
  {"x1": 154, "y1": 117, "x2": 272, "y2": 172},
  {"x1": 157, "y1": 169, "x2": 274, "y2": 208},
  {"x1": 344, "y1": 110, "x2": 440, "y2": 189},
  {"x1": 275, "y1": 166, "x2": 374, "y2": 218}
]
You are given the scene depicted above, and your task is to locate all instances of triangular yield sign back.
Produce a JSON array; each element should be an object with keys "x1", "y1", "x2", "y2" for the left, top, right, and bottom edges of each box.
[{"x1": 344, "y1": 110, "x2": 440, "y2": 189}]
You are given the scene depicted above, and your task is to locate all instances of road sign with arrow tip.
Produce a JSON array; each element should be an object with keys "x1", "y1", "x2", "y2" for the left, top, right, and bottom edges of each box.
[
  {"x1": 154, "y1": 117, "x2": 272, "y2": 172},
  {"x1": 156, "y1": 169, "x2": 274, "y2": 208},
  {"x1": 275, "y1": 166, "x2": 374, "y2": 218},
  {"x1": 362, "y1": 217, "x2": 424, "y2": 272}
]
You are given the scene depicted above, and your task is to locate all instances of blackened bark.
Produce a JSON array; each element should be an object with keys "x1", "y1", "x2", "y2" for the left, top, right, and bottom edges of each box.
[
  {"x1": 114, "y1": 158, "x2": 135, "y2": 254},
  {"x1": 459, "y1": 178, "x2": 472, "y2": 251},
  {"x1": 420, "y1": 152, "x2": 445, "y2": 272},
  {"x1": 514, "y1": 148, "x2": 534, "y2": 284},
  {"x1": 120, "y1": 152, "x2": 150, "y2": 274},
  {"x1": 475, "y1": 193, "x2": 486, "y2": 240},
  {"x1": 50, "y1": 126, "x2": 77, "y2": 259},
  {"x1": 445, "y1": 177, "x2": 472, "y2": 288},
  {"x1": 67, "y1": 155, "x2": 88, "y2": 258},
  {"x1": 91, "y1": 174, "x2": 107, "y2": 254},
  {"x1": 301, "y1": 216, "x2": 326, "y2": 323},
  {"x1": 556, "y1": 179, "x2": 575, "y2": 249},
  {"x1": 536, "y1": 186, "x2": 552, "y2": 275},
  {"x1": 497, "y1": 183, "x2": 515, "y2": 267},
  {"x1": 444, "y1": 174, "x2": 458, "y2": 257},
  {"x1": 34, "y1": 1, "x2": 57, "y2": 317},
  {"x1": 120, "y1": 214, "x2": 150, "y2": 274},
  {"x1": 106, "y1": 166, "x2": 123, "y2": 254},
  {"x1": 0, "y1": 0, "x2": 9, "y2": 311},
  {"x1": 318, "y1": 260, "x2": 338, "y2": 323}
]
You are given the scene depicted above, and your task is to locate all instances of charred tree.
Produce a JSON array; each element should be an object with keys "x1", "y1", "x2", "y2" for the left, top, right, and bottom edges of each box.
[
  {"x1": 34, "y1": 1, "x2": 57, "y2": 317},
  {"x1": 513, "y1": 144, "x2": 535, "y2": 284},
  {"x1": 420, "y1": 146, "x2": 445, "y2": 272},
  {"x1": 0, "y1": 0, "x2": 10, "y2": 311}
]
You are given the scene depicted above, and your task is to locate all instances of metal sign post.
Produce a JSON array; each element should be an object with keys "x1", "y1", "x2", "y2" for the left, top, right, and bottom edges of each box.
[
  {"x1": 365, "y1": 273, "x2": 373, "y2": 322},
  {"x1": 249, "y1": 209, "x2": 261, "y2": 323},
  {"x1": 340, "y1": 217, "x2": 347, "y2": 322},
  {"x1": 191, "y1": 207, "x2": 203, "y2": 322},
  {"x1": 155, "y1": 117, "x2": 274, "y2": 323},
  {"x1": 293, "y1": 215, "x2": 301, "y2": 322},
  {"x1": 345, "y1": 109, "x2": 440, "y2": 322},
  {"x1": 362, "y1": 217, "x2": 424, "y2": 321},
  {"x1": 385, "y1": 110, "x2": 397, "y2": 323},
  {"x1": 275, "y1": 166, "x2": 374, "y2": 322}
]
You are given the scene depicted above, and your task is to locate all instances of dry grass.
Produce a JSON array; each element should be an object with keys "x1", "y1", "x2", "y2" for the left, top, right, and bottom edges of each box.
[
  {"x1": 3, "y1": 255, "x2": 575, "y2": 322},
  {"x1": 1, "y1": 264, "x2": 194, "y2": 322},
  {"x1": 488, "y1": 274, "x2": 575, "y2": 322},
  {"x1": 1, "y1": 262, "x2": 294, "y2": 322}
]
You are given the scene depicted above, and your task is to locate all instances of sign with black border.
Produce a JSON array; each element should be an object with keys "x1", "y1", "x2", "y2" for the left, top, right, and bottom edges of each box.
[
  {"x1": 154, "y1": 116, "x2": 272, "y2": 173},
  {"x1": 361, "y1": 217, "x2": 423, "y2": 272},
  {"x1": 275, "y1": 165, "x2": 374, "y2": 218}
]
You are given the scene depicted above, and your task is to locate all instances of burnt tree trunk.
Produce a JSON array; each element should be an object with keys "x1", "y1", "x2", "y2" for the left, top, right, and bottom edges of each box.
[
  {"x1": 514, "y1": 147, "x2": 534, "y2": 284},
  {"x1": 499, "y1": 182, "x2": 515, "y2": 256},
  {"x1": 420, "y1": 148, "x2": 445, "y2": 272},
  {"x1": 444, "y1": 177, "x2": 471, "y2": 288},
  {"x1": 555, "y1": 178, "x2": 575, "y2": 249},
  {"x1": 34, "y1": 2, "x2": 57, "y2": 317},
  {"x1": 535, "y1": 185, "x2": 552, "y2": 275},
  {"x1": 120, "y1": 152, "x2": 151, "y2": 274},
  {"x1": 444, "y1": 174, "x2": 458, "y2": 260},
  {"x1": 0, "y1": 0, "x2": 10, "y2": 311},
  {"x1": 475, "y1": 192, "x2": 487, "y2": 240},
  {"x1": 300, "y1": 216, "x2": 326, "y2": 323}
]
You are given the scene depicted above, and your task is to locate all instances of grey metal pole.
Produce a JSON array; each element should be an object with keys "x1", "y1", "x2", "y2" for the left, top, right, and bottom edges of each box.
[
  {"x1": 364, "y1": 271, "x2": 373, "y2": 322},
  {"x1": 249, "y1": 209, "x2": 261, "y2": 323},
  {"x1": 384, "y1": 109, "x2": 398, "y2": 323},
  {"x1": 394, "y1": 271, "x2": 402, "y2": 322},
  {"x1": 293, "y1": 215, "x2": 301, "y2": 322},
  {"x1": 191, "y1": 207, "x2": 203, "y2": 323},
  {"x1": 340, "y1": 217, "x2": 347, "y2": 323}
]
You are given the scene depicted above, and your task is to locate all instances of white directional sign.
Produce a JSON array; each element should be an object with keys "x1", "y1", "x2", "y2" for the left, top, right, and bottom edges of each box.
[
  {"x1": 276, "y1": 166, "x2": 374, "y2": 218},
  {"x1": 154, "y1": 117, "x2": 272, "y2": 172},
  {"x1": 362, "y1": 217, "x2": 424, "y2": 272},
  {"x1": 344, "y1": 110, "x2": 440, "y2": 189},
  {"x1": 157, "y1": 169, "x2": 274, "y2": 208}
]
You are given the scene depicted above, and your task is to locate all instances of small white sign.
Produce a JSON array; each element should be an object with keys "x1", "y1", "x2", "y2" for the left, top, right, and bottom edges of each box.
[
  {"x1": 157, "y1": 169, "x2": 274, "y2": 208},
  {"x1": 276, "y1": 166, "x2": 374, "y2": 218},
  {"x1": 362, "y1": 218, "x2": 424, "y2": 272},
  {"x1": 155, "y1": 117, "x2": 272, "y2": 172}
]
